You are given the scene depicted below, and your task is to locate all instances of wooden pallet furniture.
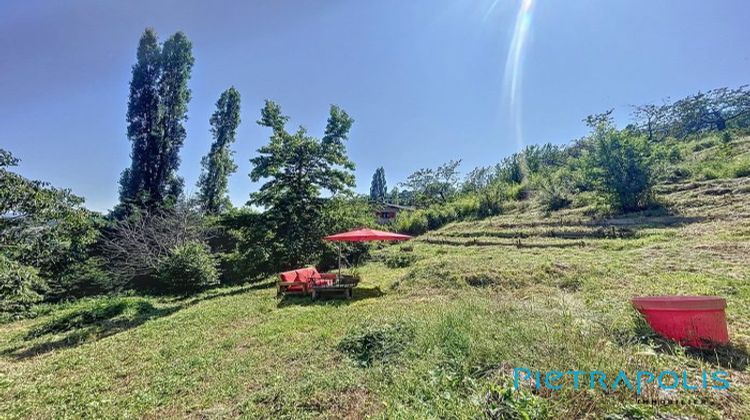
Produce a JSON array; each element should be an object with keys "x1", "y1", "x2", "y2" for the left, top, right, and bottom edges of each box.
[{"x1": 277, "y1": 267, "x2": 339, "y2": 297}]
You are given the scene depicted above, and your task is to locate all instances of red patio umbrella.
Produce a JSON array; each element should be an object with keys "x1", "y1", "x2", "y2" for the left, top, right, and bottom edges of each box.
[
  {"x1": 324, "y1": 228, "x2": 413, "y2": 242},
  {"x1": 324, "y1": 228, "x2": 413, "y2": 278}
]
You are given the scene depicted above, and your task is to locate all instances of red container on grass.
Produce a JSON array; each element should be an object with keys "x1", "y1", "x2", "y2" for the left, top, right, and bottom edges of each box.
[{"x1": 631, "y1": 296, "x2": 729, "y2": 348}]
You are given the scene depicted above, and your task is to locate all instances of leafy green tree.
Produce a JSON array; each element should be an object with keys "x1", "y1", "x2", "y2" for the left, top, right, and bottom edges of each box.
[
  {"x1": 401, "y1": 160, "x2": 461, "y2": 206},
  {"x1": 1, "y1": 149, "x2": 102, "y2": 313},
  {"x1": 118, "y1": 28, "x2": 194, "y2": 213},
  {"x1": 632, "y1": 102, "x2": 670, "y2": 141},
  {"x1": 197, "y1": 87, "x2": 242, "y2": 214},
  {"x1": 495, "y1": 154, "x2": 524, "y2": 184},
  {"x1": 521, "y1": 144, "x2": 567, "y2": 175},
  {"x1": 583, "y1": 123, "x2": 654, "y2": 212},
  {"x1": 388, "y1": 186, "x2": 400, "y2": 205},
  {"x1": 369, "y1": 167, "x2": 387, "y2": 202},
  {"x1": 249, "y1": 101, "x2": 356, "y2": 269},
  {"x1": 463, "y1": 166, "x2": 497, "y2": 193},
  {"x1": 669, "y1": 86, "x2": 750, "y2": 136},
  {"x1": 535, "y1": 169, "x2": 574, "y2": 211}
]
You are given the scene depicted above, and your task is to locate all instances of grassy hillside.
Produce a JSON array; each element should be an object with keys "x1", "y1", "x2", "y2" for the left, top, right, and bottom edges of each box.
[{"x1": 2, "y1": 145, "x2": 750, "y2": 418}]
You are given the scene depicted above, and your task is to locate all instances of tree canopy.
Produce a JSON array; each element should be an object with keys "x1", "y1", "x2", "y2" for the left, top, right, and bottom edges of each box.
[{"x1": 249, "y1": 101, "x2": 356, "y2": 268}]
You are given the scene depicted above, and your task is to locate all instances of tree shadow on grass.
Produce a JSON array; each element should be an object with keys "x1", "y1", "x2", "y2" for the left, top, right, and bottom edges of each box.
[
  {"x1": 2, "y1": 298, "x2": 180, "y2": 360},
  {"x1": 276, "y1": 286, "x2": 384, "y2": 308},
  {"x1": 163, "y1": 280, "x2": 277, "y2": 305},
  {"x1": 2, "y1": 281, "x2": 279, "y2": 361}
]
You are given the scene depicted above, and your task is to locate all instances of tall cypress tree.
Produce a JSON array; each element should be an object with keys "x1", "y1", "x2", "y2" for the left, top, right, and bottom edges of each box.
[
  {"x1": 157, "y1": 32, "x2": 194, "y2": 205},
  {"x1": 369, "y1": 167, "x2": 387, "y2": 202},
  {"x1": 118, "y1": 28, "x2": 193, "y2": 213},
  {"x1": 197, "y1": 87, "x2": 242, "y2": 214},
  {"x1": 119, "y1": 28, "x2": 162, "y2": 208}
]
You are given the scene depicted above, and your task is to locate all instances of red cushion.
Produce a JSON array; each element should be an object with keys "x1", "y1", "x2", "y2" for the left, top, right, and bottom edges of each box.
[
  {"x1": 279, "y1": 271, "x2": 298, "y2": 282},
  {"x1": 295, "y1": 267, "x2": 321, "y2": 283},
  {"x1": 286, "y1": 284, "x2": 305, "y2": 292},
  {"x1": 314, "y1": 279, "x2": 334, "y2": 286}
]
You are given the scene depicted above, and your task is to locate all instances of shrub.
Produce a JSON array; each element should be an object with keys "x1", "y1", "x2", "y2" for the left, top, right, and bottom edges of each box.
[
  {"x1": 535, "y1": 170, "x2": 573, "y2": 211},
  {"x1": 730, "y1": 155, "x2": 750, "y2": 178},
  {"x1": 476, "y1": 185, "x2": 504, "y2": 217},
  {"x1": 102, "y1": 204, "x2": 208, "y2": 288},
  {"x1": 426, "y1": 206, "x2": 457, "y2": 230},
  {"x1": 395, "y1": 210, "x2": 429, "y2": 236},
  {"x1": 157, "y1": 241, "x2": 219, "y2": 293},
  {"x1": 380, "y1": 253, "x2": 418, "y2": 268},
  {"x1": 505, "y1": 182, "x2": 528, "y2": 201},
  {"x1": 451, "y1": 195, "x2": 480, "y2": 218},
  {"x1": 661, "y1": 166, "x2": 692, "y2": 183},
  {"x1": 584, "y1": 124, "x2": 654, "y2": 212},
  {"x1": 692, "y1": 137, "x2": 719, "y2": 152},
  {"x1": 337, "y1": 322, "x2": 413, "y2": 366}
]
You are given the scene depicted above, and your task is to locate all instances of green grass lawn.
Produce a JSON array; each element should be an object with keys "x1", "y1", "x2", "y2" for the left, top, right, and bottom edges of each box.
[{"x1": 1, "y1": 177, "x2": 749, "y2": 418}]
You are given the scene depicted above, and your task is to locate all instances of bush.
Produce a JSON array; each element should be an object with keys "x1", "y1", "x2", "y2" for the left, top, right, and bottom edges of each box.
[
  {"x1": 157, "y1": 241, "x2": 219, "y2": 293},
  {"x1": 338, "y1": 322, "x2": 413, "y2": 366},
  {"x1": 534, "y1": 170, "x2": 573, "y2": 211},
  {"x1": 395, "y1": 210, "x2": 429, "y2": 235},
  {"x1": 0, "y1": 256, "x2": 46, "y2": 319},
  {"x1": 505, "y1": 182, "x2": 528, "y2": 201},
  {"x1": 451, "y1": 195, "x2": 480, "y2": 218},
  {"x1": 476, "y1": 185, "x2": 503, "y2": 217},
  {"x1": 584, "y1": 124, "x2": 654, "y2": 212},
  {"x1": 730, "y1": 155, "x2": 750, "y2": 178},
  {"x1": 426, "y1": 206, "x2": 457, "y2": 230},
  {"x1": 380, "y1": 253, "x2": 418, "y2": 268}
]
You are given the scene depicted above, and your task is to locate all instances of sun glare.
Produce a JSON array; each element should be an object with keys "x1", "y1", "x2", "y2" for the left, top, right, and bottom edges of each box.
[{"x1": 503, "y1": 0, "x2": 535, "y2": 148}]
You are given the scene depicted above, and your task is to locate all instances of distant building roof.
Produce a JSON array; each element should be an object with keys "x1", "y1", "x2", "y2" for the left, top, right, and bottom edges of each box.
[{"x1": 378, "y1": 203, "x2": 415, "y2": 211}]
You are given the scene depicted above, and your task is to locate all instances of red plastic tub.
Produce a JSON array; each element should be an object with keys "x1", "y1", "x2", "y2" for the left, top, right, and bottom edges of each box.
[{"x1": 631, "y1": 296, "x2": 729, "y2": 348}]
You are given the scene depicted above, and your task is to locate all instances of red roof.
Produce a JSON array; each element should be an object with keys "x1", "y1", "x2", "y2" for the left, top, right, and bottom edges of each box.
[{"x1": 323, "y1": 228, "x2": 413, "y2": 242}]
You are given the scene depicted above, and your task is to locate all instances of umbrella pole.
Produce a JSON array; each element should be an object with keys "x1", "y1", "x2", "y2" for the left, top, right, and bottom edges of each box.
[{"x1": 337, "y1": 243, "x2": 342, "y2": 281}]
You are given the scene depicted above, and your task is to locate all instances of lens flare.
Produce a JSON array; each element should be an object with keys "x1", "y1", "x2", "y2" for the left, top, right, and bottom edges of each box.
[{"x1": 503, "y1": 0, "x2": 535, "y2": 148}]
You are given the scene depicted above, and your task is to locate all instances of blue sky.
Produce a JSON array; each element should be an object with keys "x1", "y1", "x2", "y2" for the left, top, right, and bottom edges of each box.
[{"x1": 1, "y1": 0, "x2": 748, "y2": 212}]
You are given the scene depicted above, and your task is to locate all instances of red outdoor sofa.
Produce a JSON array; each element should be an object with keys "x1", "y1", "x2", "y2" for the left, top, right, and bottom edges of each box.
[{"x1": 277, "y1": 267, "x2": 337, "y2": 297}]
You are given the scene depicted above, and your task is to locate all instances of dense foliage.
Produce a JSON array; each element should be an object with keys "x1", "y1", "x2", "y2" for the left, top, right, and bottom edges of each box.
[
  {"x1": 400, "y1": 160, "x2": 461, "y2": 207},
  {"x1": 0, "y1": 256, "x2": 45, "y2": 318},
  {"x1": 100, "y1": 203, "x2": 208, "y2": 290},
  {"x1": 0, "y1": 149, "x2": 103, "y2": 316},
  {"x1": 248, "y1": 100, "x2": 361, "y2": 270},
  {"x1": 393, "y1": 90, "x2": 750, "y2": 234},
  {"x1": 157, "y1": 240, "x2": 219, "y2": 292}
]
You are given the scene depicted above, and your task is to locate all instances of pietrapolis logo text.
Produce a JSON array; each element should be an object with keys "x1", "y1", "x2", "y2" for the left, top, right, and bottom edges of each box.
[{"x1": 513, "y1": 368, "x2": 730, "y2": 395}]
